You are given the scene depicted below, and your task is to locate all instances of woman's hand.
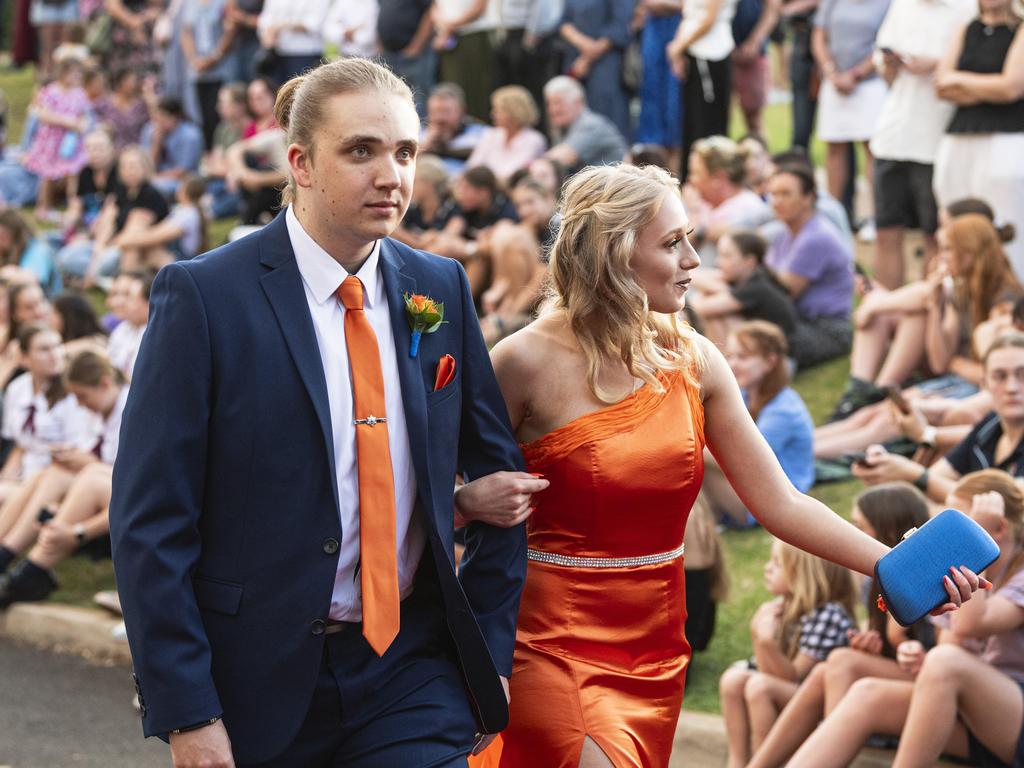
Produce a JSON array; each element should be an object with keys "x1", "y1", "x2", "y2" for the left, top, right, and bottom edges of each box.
[
  {"x1": 853, "y1": 293, "x2": 879, "y2": 329},
  {"x1": 847, "y1": 628, "x2": 883, "y2": 655},
  {"x1": 51, "y1": 446, "x2": 96, "y2": 472},
  {"x1": 455, "y1": 471, "x2": 550, "y2": 528},
  {"x1": 831, "y1": 69, "x2": 858, "y2": 95},
  {"x1": 932, "y1": 565, "x2": 991, "y2": 614},
  {"x1": 37, "y1": 519, "x2": 76, "y2": 554},
  {"x1": 890, "y1": 400, "x2": 928, "y2": 443},
  {"x1": 666, "y1": 38, "x2": 687, "y2": 79},
  {"x1": 851, "y1": 445, "x2": 923, "y2": 486},
  {"x1": 750, "y1": 600, "x2": 782, "y2": 641},
  {"x1": 896, "y1": 639, "x2": 925, "y2": 675}
]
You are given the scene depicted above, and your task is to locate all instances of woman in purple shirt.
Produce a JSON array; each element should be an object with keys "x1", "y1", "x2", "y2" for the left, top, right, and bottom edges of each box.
[{"x1": 765, "y1": 163, "x2": 854, "y2": 369}]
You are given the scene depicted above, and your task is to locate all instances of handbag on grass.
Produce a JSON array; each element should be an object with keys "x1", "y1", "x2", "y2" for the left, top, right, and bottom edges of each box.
[{"x1": 875, "y1": 508, "x2": 999, "y2": 627}]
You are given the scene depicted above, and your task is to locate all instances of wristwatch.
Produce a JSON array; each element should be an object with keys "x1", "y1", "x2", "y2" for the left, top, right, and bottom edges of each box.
[
  {"x1": 73, "y1": 523, "x2": 87, "y2": 546},
  {"x1": 920, "y1": 426, "x2": 937, "y2": 449}
]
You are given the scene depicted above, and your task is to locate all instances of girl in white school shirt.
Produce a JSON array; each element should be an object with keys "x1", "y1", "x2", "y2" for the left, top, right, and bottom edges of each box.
[
  {"x1": 0, "y1": 349, "x2": 128, "y2": 581},
  {"x1": 0, "y1": 324, "x2": 92, "y2": 506}
]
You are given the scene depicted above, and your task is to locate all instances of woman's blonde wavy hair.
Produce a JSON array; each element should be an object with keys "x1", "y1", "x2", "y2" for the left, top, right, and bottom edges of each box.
[{"x1": 544, "y1": 163, "x2": 704, "y2": 403}]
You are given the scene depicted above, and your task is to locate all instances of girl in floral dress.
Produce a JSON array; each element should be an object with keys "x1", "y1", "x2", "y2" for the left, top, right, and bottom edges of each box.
[{"x1": 21, "y1": 59, "x2": 91, "y2": 223}]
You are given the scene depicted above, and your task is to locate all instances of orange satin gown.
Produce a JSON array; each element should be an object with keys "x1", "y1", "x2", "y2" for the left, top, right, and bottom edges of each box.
[{"x1": 473, "y1": 369, "x2": 705, "y2": 768}]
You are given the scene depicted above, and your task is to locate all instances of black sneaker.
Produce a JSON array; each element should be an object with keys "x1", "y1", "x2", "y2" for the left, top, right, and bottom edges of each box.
[{"x1": 827, "y1": 378, "x2": 887, "y2": 423}]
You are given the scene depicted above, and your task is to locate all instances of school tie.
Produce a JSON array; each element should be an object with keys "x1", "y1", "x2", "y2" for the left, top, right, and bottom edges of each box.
[
  {"x1": 22, "y1": 403, "x2": 36, "y2": 435},
  {"x1": 337, "y1": 275, "x2": 400, "y2": 656}
]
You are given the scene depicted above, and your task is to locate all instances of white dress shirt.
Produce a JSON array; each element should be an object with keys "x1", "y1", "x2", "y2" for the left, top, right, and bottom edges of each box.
[
  {"x1": 2, "y1": 373, "x2": 96, "y2": 478},
  {"x1": 107, "y1": 321, "x2": 147, "y2": 379},
  {"x1": 257, "y1": 0, "x2": 329, "y2": 55},
  {"x1": 324, "y1": 0, "x2": 379, "y2": 58},
  {"x1": 286, "y1": 206, "x2": 423, "y2": 622}
]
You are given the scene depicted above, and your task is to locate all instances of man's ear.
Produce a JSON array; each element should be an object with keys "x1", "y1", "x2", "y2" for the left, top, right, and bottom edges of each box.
[{"x1": 288, "y1": 143, "x2": 312, "y2": 190}]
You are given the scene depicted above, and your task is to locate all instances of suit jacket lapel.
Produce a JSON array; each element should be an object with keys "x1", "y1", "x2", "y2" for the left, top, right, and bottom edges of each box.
[
  {"x1": 379, "y1": 239, "x2": 432, "y2": 516},
  {"x1": 257, "y1": 214, "x2": 339, "y2": 509}
]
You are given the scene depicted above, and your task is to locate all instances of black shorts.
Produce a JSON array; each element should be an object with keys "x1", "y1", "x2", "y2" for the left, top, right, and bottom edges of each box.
[
  {"x1": 965, "y1": 679, "x2": 1024, "y2": 767},
  {"x1": 790, "y1": 316, "x2": 852, "y2": 370},
  {"x1": 873, "y1": 158, "x2": 939, "y2": 234}
]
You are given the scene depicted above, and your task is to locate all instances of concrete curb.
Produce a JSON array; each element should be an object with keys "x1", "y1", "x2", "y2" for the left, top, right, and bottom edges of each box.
[
  {"x1": 1, "y1": 603, "x2": 131, "y2": 665},
  {"x1": 4, "y1": 603, "x2": 960, "y2": 767}
]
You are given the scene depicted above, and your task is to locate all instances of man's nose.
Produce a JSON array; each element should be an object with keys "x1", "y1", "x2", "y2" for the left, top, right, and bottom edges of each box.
[{"x1": 376, "y1": 157, "x2": 402, "y2": 188}]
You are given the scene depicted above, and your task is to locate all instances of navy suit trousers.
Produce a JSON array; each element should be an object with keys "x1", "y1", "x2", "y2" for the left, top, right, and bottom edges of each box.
[{"x1": 239, "y1": 568, "x2": 478, "y2": 767}]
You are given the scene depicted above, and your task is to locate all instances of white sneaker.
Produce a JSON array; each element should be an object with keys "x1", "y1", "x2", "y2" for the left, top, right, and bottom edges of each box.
[{"x1": 857, "y1": 220, "x2": 877, "y2": 243}]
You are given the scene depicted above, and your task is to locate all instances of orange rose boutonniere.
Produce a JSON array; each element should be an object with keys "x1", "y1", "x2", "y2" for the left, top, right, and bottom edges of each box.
[{"x1": 404, "y1": 293, "x2": 446, "y2": 358}]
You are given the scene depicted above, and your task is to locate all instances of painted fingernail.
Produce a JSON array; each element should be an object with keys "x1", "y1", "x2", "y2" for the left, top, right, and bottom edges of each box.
[
  {"x1": 530, "y1": 472, "x2": 545, "y2": 478},
  {"x1": 983, "y1": 581, "x2": 994, "y2": 590}
]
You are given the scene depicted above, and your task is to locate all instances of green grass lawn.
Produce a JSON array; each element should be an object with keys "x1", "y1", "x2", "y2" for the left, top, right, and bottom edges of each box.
[{"x1": 1, "y1": 64, "x2": 862, "y2": 714}]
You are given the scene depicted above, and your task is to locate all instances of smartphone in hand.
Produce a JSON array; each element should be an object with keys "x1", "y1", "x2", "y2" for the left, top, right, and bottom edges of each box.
[
  {"x1": 850, "y1": 452, "x2": 875, "y2": 469},
  {"x1": 885, "y1": 386, "x2": 911, "y2": 415}
]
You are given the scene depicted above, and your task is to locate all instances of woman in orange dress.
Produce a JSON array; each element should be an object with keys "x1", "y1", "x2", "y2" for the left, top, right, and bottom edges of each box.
[{"x1": 456, "y1": 163, "x2": 983, "y2": 768}]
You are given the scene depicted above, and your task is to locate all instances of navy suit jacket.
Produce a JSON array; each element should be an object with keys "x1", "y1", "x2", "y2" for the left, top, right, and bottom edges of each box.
[{"x1": 109, "y1": 213, "x2": 527, "y2": 764}]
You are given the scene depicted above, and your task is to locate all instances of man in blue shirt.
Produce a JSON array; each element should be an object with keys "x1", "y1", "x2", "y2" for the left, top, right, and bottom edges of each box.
[{"x1": 141, "y1": 97, "x2": 204, "y2": 199}]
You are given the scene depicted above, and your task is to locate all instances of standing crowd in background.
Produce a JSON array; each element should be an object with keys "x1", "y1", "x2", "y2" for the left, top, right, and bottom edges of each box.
[{"x1": 0, "y1": 0, "x2": 1023, "y2": 764}]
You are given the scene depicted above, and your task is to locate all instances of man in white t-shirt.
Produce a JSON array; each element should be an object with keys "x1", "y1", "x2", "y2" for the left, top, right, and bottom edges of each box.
[
  {"x1": 869, "y1": 0, "x2": 976, "y2": 288},
  {"x1": 106, "y1": 270, "x2": 153, "y2": 379}
]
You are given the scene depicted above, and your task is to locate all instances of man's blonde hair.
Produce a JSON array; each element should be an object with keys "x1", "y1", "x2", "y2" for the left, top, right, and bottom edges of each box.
[{"x1": 274, "y1": 57, "x2": 415, "y2": 205}]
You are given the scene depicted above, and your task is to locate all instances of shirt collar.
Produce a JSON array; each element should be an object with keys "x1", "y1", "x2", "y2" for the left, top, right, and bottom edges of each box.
[{"x1": 286, "y1": 205, "x2": 382, "y2": 308}]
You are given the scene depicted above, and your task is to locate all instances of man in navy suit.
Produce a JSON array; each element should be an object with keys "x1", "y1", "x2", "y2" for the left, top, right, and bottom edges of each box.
[{"x1": 109, "y1": 57, "x2": 547, "y2": 767}]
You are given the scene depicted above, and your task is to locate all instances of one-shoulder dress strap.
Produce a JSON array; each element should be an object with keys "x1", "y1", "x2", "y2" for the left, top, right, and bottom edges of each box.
[{"x1": 521, "y1": 370, "x2": 686, "y2": 471}]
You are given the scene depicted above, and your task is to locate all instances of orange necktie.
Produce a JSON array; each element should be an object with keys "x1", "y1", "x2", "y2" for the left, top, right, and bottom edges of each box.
[{"x1": 338, "y1": 275, "x2": 400, "y2": 656}]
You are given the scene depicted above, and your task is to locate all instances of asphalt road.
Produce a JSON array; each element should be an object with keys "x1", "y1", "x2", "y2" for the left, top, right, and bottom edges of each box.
[{"x1": 0, "y1": 638, "x2": 167, "y2": 768}]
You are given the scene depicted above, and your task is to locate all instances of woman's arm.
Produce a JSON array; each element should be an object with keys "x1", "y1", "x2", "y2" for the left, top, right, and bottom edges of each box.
[
  {"x1": 686, "y1": 291, "x2": 743, "y2": 320},
  {"x1": 700, "y1": 336, "x2": 889, "y2": 576},
  {"x1": 923, "y1": 291, "x2": 960, "y2": 375},
  {"x1": 90, "y1": 198, "x2": 120, "y2": 252},
  {"x1": 670, "y1": 0, "x2": 722, "y2": 52},
  {"x1": 934, "y1": 21, "x2": 977, "y2": 105},
  {"x1": 113, "y1": 216, "x2": 185, "y2": 249},
  {"x1": 951, "y1": 587, "x2": 1024, "y2": 639},
  {"x1": 104, "y1": 0, "x2": 142, "y2": 28},
  {"x1": 939, "y1": 25, "x2": 1024, "y2": 104},
  {"x1": 736, "y1": 0, "x2": 781, "y2": 59},
  {"x1": 35, "y1": 105, "x2": 86, "y2": 132},
  {"x1": 0, "y1": 446, "x2": 24, "y2": 481}
]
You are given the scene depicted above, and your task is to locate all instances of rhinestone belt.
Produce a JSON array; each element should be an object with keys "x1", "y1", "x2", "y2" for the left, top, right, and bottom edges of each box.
[{"x1": 526, "y1": 543, "x2": 685, "y2": 569}]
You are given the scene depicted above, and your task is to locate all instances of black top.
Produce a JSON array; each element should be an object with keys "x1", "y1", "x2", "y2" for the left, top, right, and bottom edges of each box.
[
  {"x1": 440, "y1": 195, "x2": 519, "y2": 240},
  {"x1": 945, "y1": 411, "x2": 1024, "y2": 477},
  {"x1": 77, "y1": 164, "x2": 119, "y2": 220},
  {"x1": 377, "y1": 0, "x2": 433, "y2": 52},
  {"x1": 113, "y1": 182, "x2": 170, "y2": 234},
  {"x1": 947, "y1": 21, "x2": 1024, "y2": 134},
  {"x1": 730, "y1": 268, "x2": 799, "y2": 337}
]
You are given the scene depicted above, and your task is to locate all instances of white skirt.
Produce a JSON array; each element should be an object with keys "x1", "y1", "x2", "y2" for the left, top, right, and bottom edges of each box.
[
  {"x1": 816, "y1": 77, "x2": 888, "y2": 142},
  {"x1": 934, "y1": 131, "x2": 1024, "y2": 280}
]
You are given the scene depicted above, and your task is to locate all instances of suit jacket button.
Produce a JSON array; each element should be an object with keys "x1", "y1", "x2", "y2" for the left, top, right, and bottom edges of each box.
[
  {"x1": 323, "y1": 538, "x2": 339, "y2": 555},
  {"x1": 310, "y1": 619, "x2": 326, "y2": 636}
]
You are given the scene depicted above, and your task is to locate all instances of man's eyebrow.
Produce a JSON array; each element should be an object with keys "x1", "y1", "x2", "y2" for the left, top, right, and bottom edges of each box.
[
  {"x1": 340, "y1": 135, "x2": 385, "y2": 145},
  {"x1": 338, "y1": 136, "x2": 420, "y2": 151}
]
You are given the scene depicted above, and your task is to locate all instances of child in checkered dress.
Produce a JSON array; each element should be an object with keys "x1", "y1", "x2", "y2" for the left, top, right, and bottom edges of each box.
[{"x1": 720, "y1": 539, "x2": 858, "y2": 767}]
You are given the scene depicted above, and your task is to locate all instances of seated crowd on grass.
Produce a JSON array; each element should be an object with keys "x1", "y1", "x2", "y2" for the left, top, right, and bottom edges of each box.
[{"x1": 0, "y1": 0, "x2": 1023, "y2": 762}]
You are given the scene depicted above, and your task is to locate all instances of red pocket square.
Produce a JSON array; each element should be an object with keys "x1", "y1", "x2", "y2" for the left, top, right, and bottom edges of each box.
[{"x1": 434, "y1": 354, "x2": 456, "y2": 391}]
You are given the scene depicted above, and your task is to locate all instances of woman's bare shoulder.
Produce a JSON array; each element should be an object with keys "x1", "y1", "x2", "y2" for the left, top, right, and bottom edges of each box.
[{"x1": 491, "y1": 314, "x2": 575, "y2": 378}]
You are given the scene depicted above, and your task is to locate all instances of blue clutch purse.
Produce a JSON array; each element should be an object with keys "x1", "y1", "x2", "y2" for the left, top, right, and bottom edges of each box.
[{"x1": 875, "y1": 508, "x2": 999, "y2": 627}]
